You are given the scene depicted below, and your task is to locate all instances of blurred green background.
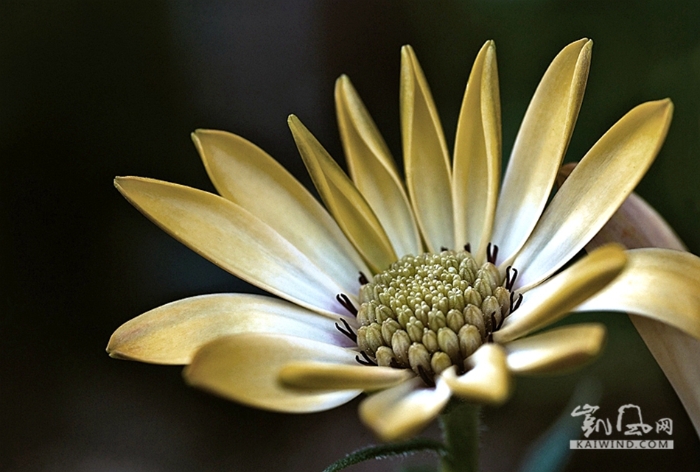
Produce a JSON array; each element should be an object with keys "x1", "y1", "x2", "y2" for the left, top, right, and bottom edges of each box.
[{"x1": 2, "y1": 1, "x2": 700, "y2": 471}]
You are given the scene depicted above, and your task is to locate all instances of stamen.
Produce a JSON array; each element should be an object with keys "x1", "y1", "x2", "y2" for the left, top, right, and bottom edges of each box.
[
  {"x1": 464, "y1": 243, "x2": 471, "y2": 253},
  {"x1": 356, "y1": 351, "x2": 377, "y2": 366},
  {"x1": 336, "y1": 293, "x2": 358, "y2": 316},
  {"x1": 335, "y1": 318, "x2": 357, "y2": 342},
  {"x1": 417, "y1": 365, "x2": 436, "y2": 388},
  {"x1": 505, "y1": 266, "x2": 518, "y2": 291},
  {"x1": 487, "y1": 243, "x2": 499, "y2": 264},
  {"x1": 440, "y1": 246, "x2": 448, "y2": 252},
  {"x1": 510, "y1": 292, "x2": 523, "y2": 313},
  {"x1": 358, "y1": 271, "x2": 369, "y2": 285}
]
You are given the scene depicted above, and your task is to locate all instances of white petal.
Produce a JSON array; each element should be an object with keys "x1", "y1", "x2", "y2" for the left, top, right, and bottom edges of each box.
[
  {"x1": 452, "y1": 41, "x2": 501, "y2": 261},
  {"x1": 512, "y1": 99, "x2": 673, "y2": 289},
  {"x1": 107, "y1": 294, "x2": 354, "y2": 365},
  {"x1": 193, "y1": 129, "x2": 369, "y2": 295},
  {"x1": 491, "y1": 39, "x2": 592, "y2": 264},
  {"x1": 359, "y1": 377, "x2": 451, "y2": 441},
  {"x1": 279, "y1": 362, "x2": 413, "y2": 391},
  {"x1": 289, "y1": 115, "x2": 397, "y2": 273},
  {"x1": 574, "y1": 248, "x2": 700, "y2": 340},
  {"x1": 184, "y1": 333, "x2": 360, "y2": 413},
  {"x1": 505, "y1": 323, "x2": 606, "y2": 374},
  {"x1": 335, "y1": 76, "x2": 422, "y2": 257},
  {"x1": 401, "y1": 45, "x2": 454, "y2": 252},
  {"x1": 494, "y1": 244, "x2": 627, "y2": 343},
  {"x1": 115, "y1": 177, "x2": 348, "y2": 317},
  {"x1": 441, "y1": 344, "x2": 511, "y2": 404}
]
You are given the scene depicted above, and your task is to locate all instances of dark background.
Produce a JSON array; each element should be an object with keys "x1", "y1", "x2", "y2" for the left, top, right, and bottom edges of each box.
[{"x1": 2, "y1": 1, "x2": 700, "y2": 471}]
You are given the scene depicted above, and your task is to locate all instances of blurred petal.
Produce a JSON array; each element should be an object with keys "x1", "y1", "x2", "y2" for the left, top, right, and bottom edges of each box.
[
  {"x1": 505, "y1": 323, "x2": 606, "y2": 374},
  {"x1": 115, "y1": 177, "x2": 348, "y2": 316},
  {"x1": 494, "y1": 244, "x2": 626, "y2": 343},
  {"x1": 335, "y1": 76, "x2": 422, "y2": 257},
  {"x1": 359, "y1": 377, "x2": 451, "y2": 441},
  {"x1": 574, "y1": 248, "x2": 700, "y2": 340},
  {"x1": 452, "y1": 41, "x2": 501, "y2": 261},
  {"x1": 279, "y1": 362, "x2": 413, "y2": 391},
  {"x1": 492, "y1": 39, "x2": 592, "y2": 264},
  {"x1": 512, "y1": 99, "x2": 673, "y2": 289},
  {"x1": 289, "y1": 115, "x2": 396, "y2": 273},
  {"x1": 107, "y1": 294, "x2": 354, "y2": 365},
  {"x1": 442, "y1": 344, "x2": 511, "y2": 404},
  {"x1": 184, "y1": 334, "x2": 360, "y2": 413},
  {"x1": 193, "y1": 129, "x2": 369, "y2": 295},
  {"x1": 401, "y1": 45, "x2": 454, "y2": 252},
  {"x1": 577, "y1": 177, "x2": 699, "y2": 437}
]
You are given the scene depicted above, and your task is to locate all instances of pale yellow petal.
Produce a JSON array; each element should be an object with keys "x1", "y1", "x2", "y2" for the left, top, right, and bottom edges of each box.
[
  {"x1": 401, "y1": 45, "x2": 454, "y2": 252},
  {"x1": 441, "y1": 344, "x2": 511, "y2": 404},
  {"x1": 335, "y1": 76, "x2": 422, "y2": 257},
  {"x1": 452, "y1": 40, "x2": 501, "y2": 261},
  {"x1": 289, "y1": 115, "x2": 396, "y2": 273},
  {"x1": 491, "y1": 39, "x2": 592, "y2": 265},
  {"x1": 115, "y1": 177, "x2": 348, "y2": 317},
  {"x1": 193, "y1": 129, "x2": 370, "y2": 294},
  {"x1": 494, "y1": 244, "x2": 627, "y2": 343},
  {"x1": 279, "y1": 362, "x2": 413, "y2": 391},
  {"x1": 504, "y1": 323, "x2": 606, "y2": 374},
  {"x1": 512, "y1": 99, "x2": 673, "y2": 290},
  {"x1": 107, "y1": 294, "x2": 354, "y2": 365},
  {"x1": 578, "y1": 182, "x2": 699, "y2": 437},
  {"x1": 184, "y1": 334, "x2": 360, "y2": 413},
  {"x1": 574, "y1": 248, "x2": 700, "y2": 340},
  {"x1": 359, "y1": 377, "x2": 451, "y2": 441}
]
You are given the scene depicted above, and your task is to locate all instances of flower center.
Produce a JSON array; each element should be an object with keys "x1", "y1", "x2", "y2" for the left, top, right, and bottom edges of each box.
[{"x1": 355, "y1": 250, "x2": 515, "y2": 383}]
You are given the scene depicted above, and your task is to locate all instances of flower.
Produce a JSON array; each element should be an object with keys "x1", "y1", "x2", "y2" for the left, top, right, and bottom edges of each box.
[{"x1": 107, "y1": 39, "x2": 700, "y2": 441}]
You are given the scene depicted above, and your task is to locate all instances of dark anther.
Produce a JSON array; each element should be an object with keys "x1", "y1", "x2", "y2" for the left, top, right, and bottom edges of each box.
[
  {"x1": 440, "y1": 246, "x2": 448, "y2": 252},
  {"x1": 390, "y1": 358, "x2": 401, "y2": 369},
  {"x1": 491, "y1": 311, "x2": 501, "y2": 331},
  {"x1": 505, "y1": 266, "x2": 518, "y2": 291},
  {"x1": 336, "y1": 293, "x2": 358, "y2": 316},
  {"x1": 417, "y1": 365, "x2": 436, "y2": 388},
  {"x1": 358, "y1": 271, "x2": 369, "y2": 285},
  {"x1": 356, "y1": 351, "x2": 377, "y2": 366},
  {"x1": 464, "y1": 243, "x2": 471, "y2": 253},
  {"x1": 510, "y1": 292, "x2": 523, "y2": 313},
  {"x1": 335, "y1": 318, "x2": 357, "y2": 342},
  {"x1": 487, "y1": 243, "x2": 499, "y2": 264}
]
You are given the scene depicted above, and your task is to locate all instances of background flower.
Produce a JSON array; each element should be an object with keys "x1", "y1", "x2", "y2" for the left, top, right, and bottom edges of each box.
[{"x1": 3, "y1": 1, "x2": 700, "y2": 471}]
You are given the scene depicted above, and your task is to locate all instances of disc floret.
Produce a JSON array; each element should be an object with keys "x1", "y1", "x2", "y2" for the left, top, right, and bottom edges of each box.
[{"x1": 356, "y1": 250, "x2": 513, "y2": 381}]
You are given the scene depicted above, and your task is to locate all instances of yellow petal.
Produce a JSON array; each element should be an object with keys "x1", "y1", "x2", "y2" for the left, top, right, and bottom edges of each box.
[
  {"x1": 184, "y1": 333, "x2": 360, "y2": 413},
  {"x1": 359, "y1": 377, "x2": 451, "y2": 441},
  {"x1": 494, "y1": 244, "x2": 627, "y2": 343},
  {"x1": 193, "y1": 129, "x2": 370, "y2": 295},
  {"x1": 491, "y1": 39, "x2": 592, "y2": 265},
  {"x1": 401, "y1": 45, "x2": 454, "y2": 252},
  {"x1": 579, "y1": 180, "x2": 699, "y2": 437},
  {"x1": 441, "y1": 344, "x2": 511, "y2": 404},
  {"x1": 335, "y1": 76, "x2": 422, "y2": 257},
  {"x1": 289, "y1": 115, "x2": 396, "y2": 273},
  {"x1": 574, "y1": 248, "x2": 700, "y2": 340},
  {"x1": 452, "y1": 41, "x2": 501, "y2": 261},
  {"x1": 587, "y1": 190, "x2": 686, "y2": 252},
  {"x1": 115, "y1": 177, "x2": 348, "y2": 317},
  {"x1": 512, "y1": 99, "x2": 673, "y2": 290},
  {"x1": 107, "y1": 294, "x2": 353, "y2": 365},
  {"x1": 279, "y1": 362, "x2": 413, "y2": 391},
  {"x1": 504, "y1": 323, "x2": 606, "y2": 374}
]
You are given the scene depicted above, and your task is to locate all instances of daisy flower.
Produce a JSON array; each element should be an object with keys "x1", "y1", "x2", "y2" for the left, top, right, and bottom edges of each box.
[{"x1": 107, "y1": 39, "x2": 700, "y2": 442}]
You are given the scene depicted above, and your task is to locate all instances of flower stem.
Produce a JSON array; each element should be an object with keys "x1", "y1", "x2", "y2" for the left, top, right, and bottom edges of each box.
[{"x1": 439, "y1": 401, "x2": 480, "y2": 472}]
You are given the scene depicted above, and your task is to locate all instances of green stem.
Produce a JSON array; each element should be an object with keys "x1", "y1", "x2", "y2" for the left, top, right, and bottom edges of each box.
[
  {"x1": 321, "y1": 437, "x2": 446, "y2": 472},
  {"x1": 439, "y1": 401, "x2": 481, "y2": 472}
]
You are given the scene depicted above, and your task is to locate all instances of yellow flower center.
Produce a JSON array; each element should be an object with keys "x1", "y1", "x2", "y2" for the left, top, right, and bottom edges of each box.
[{"x1": 355, "y1": 250, "x2": 515, "y2": 383}]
